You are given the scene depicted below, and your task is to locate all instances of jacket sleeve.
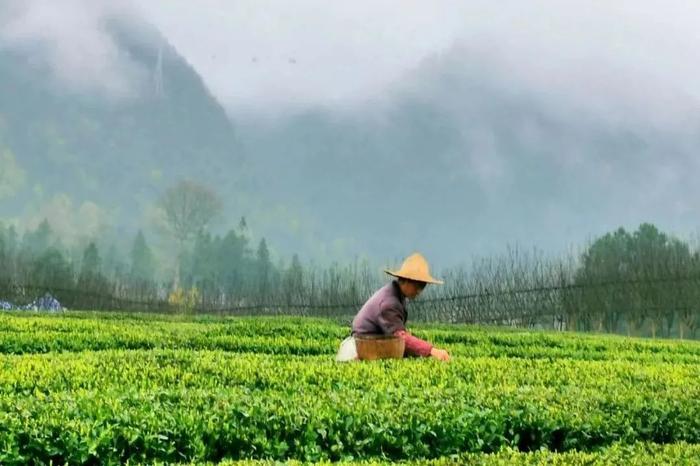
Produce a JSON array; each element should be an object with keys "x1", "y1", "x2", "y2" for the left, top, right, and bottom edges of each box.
[
  {"x1": 377, "y1": 300, "x2": 406, "y2": 335},
  {"x1": 394, "y1": 329, "x2": 433, "y2": 357}
]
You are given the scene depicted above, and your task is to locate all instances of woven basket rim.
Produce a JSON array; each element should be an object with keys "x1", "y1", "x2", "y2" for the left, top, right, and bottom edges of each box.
[{"x1": 355, "y1": 334, "x2": 400, "y2": 341}]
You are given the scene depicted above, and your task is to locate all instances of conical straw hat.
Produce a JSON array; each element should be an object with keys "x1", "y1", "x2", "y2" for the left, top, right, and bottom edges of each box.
[{"x1": 384, "y1": 253, "x2": 443, "y2": 285}]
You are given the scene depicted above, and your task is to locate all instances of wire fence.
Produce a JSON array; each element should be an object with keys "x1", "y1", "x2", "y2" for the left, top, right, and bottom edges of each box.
[{"x1": 2, "y1": 270, "x2": 699, "y2": 339}]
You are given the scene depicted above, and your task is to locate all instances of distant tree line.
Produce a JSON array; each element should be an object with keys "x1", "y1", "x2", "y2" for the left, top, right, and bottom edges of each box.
[
  {"x1": 409, "y1": 223, "x2": 700, "y2": 340},
  {"x1": 0, "y1": 217, "x2": 377, "y2": 316},
  {"x1": 1, "y1": 181, "x2": 699, "y2": 339}
]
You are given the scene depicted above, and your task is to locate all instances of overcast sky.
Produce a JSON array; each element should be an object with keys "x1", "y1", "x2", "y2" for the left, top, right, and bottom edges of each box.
[
  {"x1": 136, "y1": 0, "x2": 700, "y2": 124},
  {"x1": 4, "y1": 0, "x2": 700, "y2": 121}
]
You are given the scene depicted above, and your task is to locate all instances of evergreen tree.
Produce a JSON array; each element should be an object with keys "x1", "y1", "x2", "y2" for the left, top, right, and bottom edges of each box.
[
  {"x1": 218, "y1": 229, "x2": 248, "y2": 296},
  {"x1": 31, "y1": 247, "x2": 74, "y2": 291},
  {"x1": 283, "y1": 254, "x2": 304, "y2": 306},
  {"x1": 80, "y1": 242, "x2": 101, "y2": 281},
  {"x1": 130, "y1": 231, "x2": 155, "y2": 282},
  {"x1": 77, "y1": 242, "x2": 110, "y2": 309},
  {"x1": 238, "y1": 216, "x2": 248, "y2": 238},
  {"x1": 573, "y1": 223, "x2": 691, "y2": 337},
  {"x1": 1, "y1": 225, "x2": 18, "y2": 287},
  {"x1": 102, "y1": 243, "x2": 125, "y2": 283},
  {"x1": 22, "y1": 219, "x2": 52, "y2": 258},
  {"x1": 188, "y1": 231, "x2": 217, "y2": 299},
  {"x1": 255, "y1": 238, "x2": 272, "y2": 300},
  {"x1": 0, "y1": 223, "x2": 6, "y2": 260},
  {"x1": 5, "y1": 225, "x2": 17, "y2": 257}
]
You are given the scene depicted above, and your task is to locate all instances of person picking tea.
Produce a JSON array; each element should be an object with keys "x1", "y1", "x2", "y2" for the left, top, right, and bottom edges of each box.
[{"x1": 336, "y1": 253, "x2": 450, "y2": 362}]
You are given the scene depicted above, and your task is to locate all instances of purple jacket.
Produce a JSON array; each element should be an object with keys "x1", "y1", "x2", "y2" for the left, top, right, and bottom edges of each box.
[{"x1": 352, "y1": 280, "x2": 407, "y2": 335}]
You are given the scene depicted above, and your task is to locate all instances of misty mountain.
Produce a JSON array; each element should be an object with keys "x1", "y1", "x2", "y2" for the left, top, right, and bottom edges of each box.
[
  {"x1": 0, "y1": 15, "x2": 242, "y2": 232},
  {"x1": 236, "y1": 48, "x2": 700, "y2": 265}
]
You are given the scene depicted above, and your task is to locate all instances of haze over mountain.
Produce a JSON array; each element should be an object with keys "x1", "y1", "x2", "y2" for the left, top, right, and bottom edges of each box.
[
  {"x1": 0, "y1": 3, "x2": 250, "y2": 257},
  {"x1": 2, "y1": 1, "x2": 700, "y2": 269}
]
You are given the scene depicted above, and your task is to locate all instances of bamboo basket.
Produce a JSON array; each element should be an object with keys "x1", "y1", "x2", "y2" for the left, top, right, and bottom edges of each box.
[{"x1": 355, "y1": 335, "x2": 405, "y2": 360}]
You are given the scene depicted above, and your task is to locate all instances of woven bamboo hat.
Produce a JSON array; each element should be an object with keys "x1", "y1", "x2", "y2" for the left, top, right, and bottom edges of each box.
[{"x1": 384, "y1": 253, "x2": 443, "y2": 285}]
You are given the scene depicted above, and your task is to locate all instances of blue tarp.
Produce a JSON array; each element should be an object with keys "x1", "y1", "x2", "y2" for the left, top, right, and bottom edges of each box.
[{"x1": 0, "y1": 293, "x2": 64, "y2": 312}]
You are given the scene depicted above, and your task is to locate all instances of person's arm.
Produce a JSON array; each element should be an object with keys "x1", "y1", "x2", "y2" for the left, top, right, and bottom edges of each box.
[
  {"x1": 393, "y1": 329, "x2": 433, "y2": 357},
  {"x1": 377, "y1": 301, "x2": 450, "y2": 360}
]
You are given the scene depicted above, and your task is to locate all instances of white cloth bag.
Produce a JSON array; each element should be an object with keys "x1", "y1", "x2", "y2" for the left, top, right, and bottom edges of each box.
[{"x1": 335, "y1": 336, "x2": 357, "y2": 362}]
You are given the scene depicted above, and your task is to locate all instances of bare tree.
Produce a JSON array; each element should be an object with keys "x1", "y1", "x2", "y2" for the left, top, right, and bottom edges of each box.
[{"x1": 158, "y1": 180, "x2": 223, "y2": 288}]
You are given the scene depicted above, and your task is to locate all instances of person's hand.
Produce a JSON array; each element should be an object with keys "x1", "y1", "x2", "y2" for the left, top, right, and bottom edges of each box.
[{"x1": 430, "y1": 347, "x2": 450, "y2": 361}]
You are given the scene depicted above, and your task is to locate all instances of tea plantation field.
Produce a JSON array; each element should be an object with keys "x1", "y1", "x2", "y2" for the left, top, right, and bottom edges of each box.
[{"x1": 1, "y1": 311, "x2": 699, "y2": 465}]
